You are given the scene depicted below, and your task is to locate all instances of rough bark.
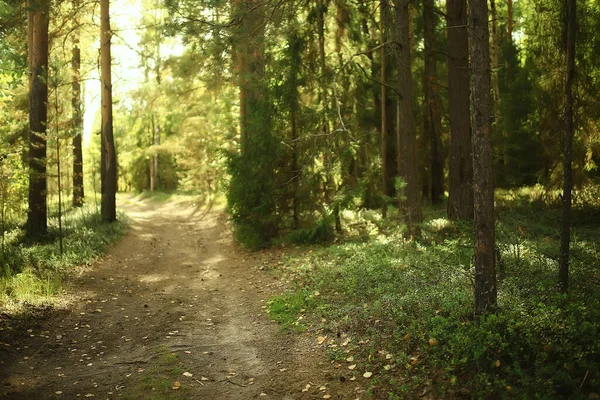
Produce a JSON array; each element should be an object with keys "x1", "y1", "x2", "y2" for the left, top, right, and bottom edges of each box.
[
  {"x1": 447, "y1": 0, "x2": 473, "y2": 220},
  {"x1": 100, "y1": 0, "x2": 117, "y2": 222},
  {"x1": 26, "y1": 0, "x2": 49, "y2": 238},
  {"x1": 423, "y1": 0, "x2": 444, "y2": 204},
  {"x1": 394, "y1": 0, "x2": 421, "y2": 232},
  {"x1": 469, "y1": 0, "x2": 497, "y2": 315},
  {"x1": 72, "y1": 6, "x2": 84, "y2": 208},
  {"x1": 559, "y1": 0, "x2": 576, "y2": 292}
]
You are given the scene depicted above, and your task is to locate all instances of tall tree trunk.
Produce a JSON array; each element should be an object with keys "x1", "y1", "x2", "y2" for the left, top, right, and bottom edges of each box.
[
  {"x1": 559, "y1": 0, "x2": 576, "y2": 292},
  {"x1": 381, "y1": 0, "x2": 389, "y2": 217},
  {"x1": 469, "y1": 0, "x2": 497, "y2": 315},
  {"x1": 394, "y1": 0, "x2": 421, "y2": 233},
  {"x1": 72, "y1": 0, "x2": 84, "y2": 208},
  {"x1": 447, "y1": 0, "x2": 473, "y2": 220},
  {"x1": 490, "y1": 0, "x2": 501, "y2": 114},
  {"x1": 423, "y1": 0, "x2": 444, "y2": 204},
  {"x1": 100, "y1": 0, "x2": 117, "y2": 222},
  {"x1": 26, "y1": 0, "x2": 49, "y2": 238}
]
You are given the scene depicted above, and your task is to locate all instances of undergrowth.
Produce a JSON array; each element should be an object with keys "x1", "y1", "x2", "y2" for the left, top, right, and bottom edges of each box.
[
  {"x1": 0, "y1": 205, "x2": 129, "y2": 309},
  {"x1": 268, "y1": 188, "x2": 600, "y2": 399}
]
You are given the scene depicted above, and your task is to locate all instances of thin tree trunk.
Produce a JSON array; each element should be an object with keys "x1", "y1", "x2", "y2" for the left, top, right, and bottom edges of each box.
[
  {"x1": 490, "y1": 0, "x2": 501, "y2": 113},
  {"x1": 423, "y1": 0, "x2": 444, "y2": 204},
  {"x1": 394, "y1": 0, "x2": 421, "y2": 233},
  {"x1": 469, "y1": 0, "x2": 497, "y2": 315},
  {"x1": 447, "y1": 0, "x2": 473, "y2": 220},
  {"x1": 72, "y1": 4, "x2": 84, "y2": 207},
  {"x1": 559, "y1": 0, "x2": 576, "y2": 292},
  {"x1": 26, "y1": 0, "x2": 49, "y2": 238},
  {"x1": 381, "y1": 0, "x2": 388, "y2": 217},
  {"x1": 100, "y1": 0, "x2": 117, "y2": 222}
]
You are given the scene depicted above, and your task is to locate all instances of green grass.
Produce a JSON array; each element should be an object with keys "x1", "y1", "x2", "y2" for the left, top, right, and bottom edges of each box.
[
  {"x1": 0, "y1": 204, "x2": 129, "y2": 310},
  {"x1": 268, "y1": 188, "x2": 600, "y2": 399},
  {"x1": 123, "y1": 346, "x2": 191, "y2": 399}
]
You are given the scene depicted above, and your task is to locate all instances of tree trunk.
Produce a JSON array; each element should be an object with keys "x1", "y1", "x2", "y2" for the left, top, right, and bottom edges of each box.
[
  {"x1": 447, "y1": 0, "x2": 473, "y2": 220},
  {"x1": 469, "y1": 0, "x2": 497, "y2": 315},
  {"x1": 381, "y1": 0, "x2": 388, "y2": 217},
  {"x1": 26, "y1": 0, "x2": 49, "y2": 238},
  {"x1": 423, "y1": 0, "x2": 444, "y2": 204},
  {"x1": 72, "y1": 3, "x2": 84, "y2": 208},
  {"x1": 559, "y1": 0, "x2": 576, "y2": 292},
  {"x1": 490, "y1": 0, "x2": 501, "y2": 114},
  {"x1": 394, "y1": 0, "x2": 421, "y2": 233},
  {"x1": 100, "y1": 0, "x2": 117, "y2": 222}
]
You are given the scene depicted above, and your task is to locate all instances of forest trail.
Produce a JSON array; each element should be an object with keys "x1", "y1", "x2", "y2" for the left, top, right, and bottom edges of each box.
[{"x1": 0, "y1": 196, "x2": 358, "y2": 399}]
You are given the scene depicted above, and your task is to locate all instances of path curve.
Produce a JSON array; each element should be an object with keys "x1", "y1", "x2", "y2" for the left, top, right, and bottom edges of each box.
[{"x1": 0, "y1": 197, "x2": 358, "y2": 399}]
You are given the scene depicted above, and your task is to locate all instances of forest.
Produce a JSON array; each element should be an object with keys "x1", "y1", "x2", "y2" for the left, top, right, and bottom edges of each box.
[{"x1": 1, "y1": 0, "x2": 600, "y2": 398}]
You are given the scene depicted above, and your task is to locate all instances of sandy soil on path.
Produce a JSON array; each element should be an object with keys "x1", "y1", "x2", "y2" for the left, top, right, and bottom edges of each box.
[{"x1": 0, "y1": 197, "x2": 362, "y2": 399}]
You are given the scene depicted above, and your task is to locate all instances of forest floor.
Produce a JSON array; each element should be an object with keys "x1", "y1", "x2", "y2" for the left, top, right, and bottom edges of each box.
[{"x1": 0, "y1": 195, "x2": 359, "y2": 399}]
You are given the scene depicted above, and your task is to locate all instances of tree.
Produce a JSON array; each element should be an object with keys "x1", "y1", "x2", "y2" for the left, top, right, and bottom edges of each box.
[
  {"x1": 469, "y1": 0, "x2": 497, "y2": 315},
  {"x1": 394, "y1": 0, "x2": 421, "y2": 232},
  {"x1": 72, "y1": 0, "x2": 84, "y2": 208},
  {"x1": 26, "y1": 0, "x2": 50, "y2": 238},
  {"x1": 100, "y1": 0, "x2": 117, "y2": 222},
  {"x1": 559, "y1": 0, "x2": 576, "y2": 291},
  {"x1": 447, "y1": 0, "x2": 473, "y2": 220},
  {"x1": 423, "y1": 0, "x2": 444, "y2": 204}
]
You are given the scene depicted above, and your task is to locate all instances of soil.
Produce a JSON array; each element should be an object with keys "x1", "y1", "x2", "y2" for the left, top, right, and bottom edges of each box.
[{"x1": 0, "y1": 197, "x2": 363, "y2": 399}]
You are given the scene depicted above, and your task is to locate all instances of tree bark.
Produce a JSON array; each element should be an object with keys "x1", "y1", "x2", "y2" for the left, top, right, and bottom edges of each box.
[
  {"x1": 100, "y1": 0, "x2": 117, "y2": 222},
  {"x1": 469, "y1": 0, "x2": 497, "y2": 315},
  {"x1": 394, "y1": 0, "x2": 421, "y2": 232},
  {"x1": 381, "y1": 0, "x2": 388, "y2": 217},
  {"x1": 447, "y1": 0, "x2": 473, "y2": 220},
  {"x1": 72, "y1": 2, "x2": 84, "y2": 208},
  {"x1": 423, "y1": 0, "x2": 444, "y2": 204},
  {"x1": 26, "y1": 0, "x2": 49, "y2": 238},
  {"x1": 559, "y1": 0, "x2": 576, "y2": 292}
]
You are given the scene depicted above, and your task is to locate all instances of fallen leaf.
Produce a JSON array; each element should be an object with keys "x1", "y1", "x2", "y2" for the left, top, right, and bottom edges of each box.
[
  {"x1": 348, "y1": 364, "x2": 356, "y2": 370},
  {"x1": 346, "y1": 356, "x2": 354, "y2": 362},
  {"x1": 200, "y1": 376, "x2": 209, "y2": 381},
  {"x1": 363, "y1": 371, "x2": 373, "y2": 378},
  {"x1": 495, "y1": 360, "x2": 501, "y2": 368},
  {"x1": 317, "y1": 336, "x2": 327, "y2": 345},
  {"x1": 302, "y1": 384, "x2": 311, "y2": 392},
  {"x1": 384, "y1": 365, "x2": 392, "y2": 371},
  {"x1": 183, "y1": 372, "x2": 193, "y2": 377},
  {"x1": 172, "y1": 381, "x2": 181, "y2": 390},
  {"x1": 385, "y1": 353, "x2": 392, "y2": 360},
  {"x1": 323, "y1": 395, "x2": 331, "y2": 399},
  {"x1": 428, "y1": 338, "x2": 439, "y2": 346}
]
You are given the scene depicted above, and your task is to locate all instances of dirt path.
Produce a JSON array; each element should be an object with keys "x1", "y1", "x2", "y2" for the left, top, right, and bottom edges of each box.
[{"x1": 0, "y1": 197, "x2": 360, "y2": 399}]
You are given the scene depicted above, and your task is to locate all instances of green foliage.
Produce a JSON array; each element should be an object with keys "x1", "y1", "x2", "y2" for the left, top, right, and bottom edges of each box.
[
  {"x1": 285, "y1": 214, "x2": 335, "y2": 244},
  {"x1": 270, "y1": 195, "x2": 600, "y2": 398},
  {"x1": 226, "y1": 102, "x2": 281, "y2": 249},
  {"x1": 0, "y1": 205, "x2": 129, "y2": 308}
]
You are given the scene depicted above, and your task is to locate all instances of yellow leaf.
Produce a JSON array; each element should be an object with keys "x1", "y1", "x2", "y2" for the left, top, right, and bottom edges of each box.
[
  {"x1": 317, "y1": 336, "x2": 327, "y2": 345},
  {"x1": 172, "y1": 381, "x2": 181, "y2": 390},
  {"x1": 495, "y1": 360, "x2": 501, "y2": 368},
  {"x1": 348, "y1": 364, "x2": 356, "y2": 370},
  {"x1": 346, "y1": 356, "x2": 354, "y2": 362},
  {"x1": 428, "y1": 338, "x2": 439, "y2": 346},
  {"x1": 363, "y1": 371, "x2": 373, "y2": 378}
]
